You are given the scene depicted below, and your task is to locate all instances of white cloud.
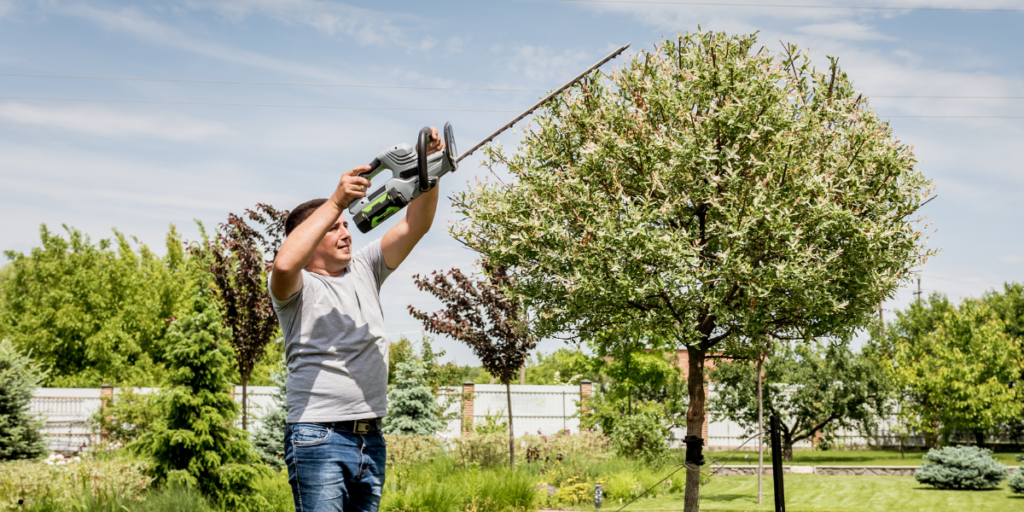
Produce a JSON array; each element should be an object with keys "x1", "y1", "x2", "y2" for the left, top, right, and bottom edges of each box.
[
  {"x1": 62, "y1": 4, "x2": 349, "y2": 81},
  {"x1": 507, "y1": 45, "x2": 593, "y2": 83},
  {"x1": 796, "y1": 22, "x2": 894, "y2": 41},
  {"x1": 0, "y1": 102, "x2": 230, "y2": 140},
  {"x1": 182, "y1": 0, "x2": 430, "y2": 51}
]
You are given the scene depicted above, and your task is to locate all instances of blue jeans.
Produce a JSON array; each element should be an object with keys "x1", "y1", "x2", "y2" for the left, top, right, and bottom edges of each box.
[{"x1": 284, "y1": 423, "x2": 387, "y2": 512}]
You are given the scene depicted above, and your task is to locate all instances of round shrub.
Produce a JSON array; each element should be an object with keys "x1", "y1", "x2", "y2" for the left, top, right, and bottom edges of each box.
[
  {"x1": 1010, "y1": 456, "x2": 1024, "y2": 495},
  {"x1": 914, "y1": 446, "x2": 1008, "y2": 490},
  {"x1": 609, "y1": 412, "x2": 668, "y2": 462}
]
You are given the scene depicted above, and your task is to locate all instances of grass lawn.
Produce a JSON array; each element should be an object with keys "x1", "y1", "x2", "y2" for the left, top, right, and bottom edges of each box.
[
  {"x1": 573, "y1": 475, "x2": 1024, "y2": 512},
  {"x1": 708, "y1": 449, "x2": 1023, "y2": 467}
]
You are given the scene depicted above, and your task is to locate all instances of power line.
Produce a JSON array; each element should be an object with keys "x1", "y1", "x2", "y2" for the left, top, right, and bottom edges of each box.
[
  {"x1": 0, "y1": 73, "x2": 547, "y2": 92},
  {"x1": 0, "y1": 96, "x2": 1021, "y2": 118},
  {"x1": 2, "y1": 73, "x2": 1022, "y2": 101},
  {"x1": 549, "y1": 0, "x2": 1024, "y2": 13}
]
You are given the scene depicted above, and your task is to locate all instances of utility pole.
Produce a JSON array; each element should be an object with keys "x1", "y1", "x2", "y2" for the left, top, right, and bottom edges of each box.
[{"x1": 913, "y1": 275, "x2": 922, "y2": 303}]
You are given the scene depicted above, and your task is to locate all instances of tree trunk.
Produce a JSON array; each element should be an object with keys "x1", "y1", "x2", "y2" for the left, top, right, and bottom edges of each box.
[
  {"x1": 783, "y1": 438, "x2": 794, "y2": 462},
  {"x1": 683, "y1": 347, "x2": 706, "y2": 512},
  {"x1": 757, "y1": 356, "x2": 764, "y2": 505},
  {"x1": 241, "y1": 374, "x2": 249, "y2": 431},
  {"x1": 506, "y1": 381, "x2": 515, "y2": 468}
]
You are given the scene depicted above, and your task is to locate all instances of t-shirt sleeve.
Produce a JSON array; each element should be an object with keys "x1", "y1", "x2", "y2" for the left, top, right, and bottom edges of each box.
[
  {"x1": 355, "y1": 239, "x2": 395, "y2": 289},
  {"x1": 267, "y1": 271, "x2": 304, "y2": 310}
]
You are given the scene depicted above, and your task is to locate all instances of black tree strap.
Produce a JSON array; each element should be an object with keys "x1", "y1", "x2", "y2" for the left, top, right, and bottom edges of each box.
[{"x1": 683, "y1": 435, "x2": 706, "y2": 466}]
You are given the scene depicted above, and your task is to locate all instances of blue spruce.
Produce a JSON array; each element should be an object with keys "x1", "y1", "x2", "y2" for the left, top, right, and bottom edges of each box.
[
  {"x1": 914, "y1": 445, "x2": 1008, "y2": 490},
  {"x1": 0, "y1": 339, "x2": 48, "y2": 460},
  {"x1": 383, "y1": 360, "x2": 444, "y2": 436}
]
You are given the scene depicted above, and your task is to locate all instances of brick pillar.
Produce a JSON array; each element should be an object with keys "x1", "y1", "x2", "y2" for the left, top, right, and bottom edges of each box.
[
  {"x1": 579, "y1": 380, "x2": 593, "y2": 414},
  {"x1": 462, "y1": 381, "x2": 475, "y2": 435},
  {"x1": 100, "y1": 384, "x2": 114, "y2": 442}
]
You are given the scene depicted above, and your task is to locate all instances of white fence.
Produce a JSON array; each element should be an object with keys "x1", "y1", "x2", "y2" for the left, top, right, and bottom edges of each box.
[
  {"x1": 31, "y1": 384, "x2": 996, "y2": 454},
  {"x1": 439, "y1": 384, "x2": 582, "y2": 438},
  {"x1": 30, "y1": 386, "x2": 278, "y2": 454}
]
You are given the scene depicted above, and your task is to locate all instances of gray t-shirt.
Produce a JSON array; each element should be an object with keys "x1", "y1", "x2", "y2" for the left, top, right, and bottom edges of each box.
[{"x1": 269, "y1": 239, "x2": 394, "y2": 423}]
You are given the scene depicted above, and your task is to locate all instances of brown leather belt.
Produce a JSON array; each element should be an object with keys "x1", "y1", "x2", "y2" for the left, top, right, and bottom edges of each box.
[{"x1": 310, "y1": 418, "x2": 382, "y2": 435}]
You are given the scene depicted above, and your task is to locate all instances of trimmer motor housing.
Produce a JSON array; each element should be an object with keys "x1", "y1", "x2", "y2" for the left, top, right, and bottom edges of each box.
[{"x1": 348, "y1": 122, "x2": 458, "y2": 233}]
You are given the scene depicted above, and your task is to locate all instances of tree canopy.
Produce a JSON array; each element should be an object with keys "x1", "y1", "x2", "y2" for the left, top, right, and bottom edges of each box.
[
  {"x1": 0, "y1": 225, "x2": 194, "y2": 386},
  {"x1": 453, "y1": 30, "x2": 933, "y2": 510},
  {"x1": 868, "y1": 292, "x2": 1024, "y2": 446},
  {"x1": 710, "y1": 341, "x2": 890, "y2": 460}
]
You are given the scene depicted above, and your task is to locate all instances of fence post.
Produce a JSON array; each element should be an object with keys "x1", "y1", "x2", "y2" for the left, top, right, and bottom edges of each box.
[
  {"x1": 579, "y1": 380, "x2": 593, "y2": 414},
  {"x1": 99, "y1": 384, "x2": 113, "y2": 443},
  {"x1": 462, "y1": 381, "x2": 475, "y2": 435}
]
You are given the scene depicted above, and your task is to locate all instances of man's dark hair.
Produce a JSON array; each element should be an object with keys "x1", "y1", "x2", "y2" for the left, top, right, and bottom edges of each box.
[{"x1": 285, "y1": 198, "x2": 328, "y2": 236}]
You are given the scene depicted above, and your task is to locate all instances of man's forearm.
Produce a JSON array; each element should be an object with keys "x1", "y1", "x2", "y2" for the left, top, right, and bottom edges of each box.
[
  {"x1": 381, "y1": 182, "x2": 439, "y2": 270},
  {"x1": 406, "y1": 182, "x2": 439, "y2": 235},
  {"x1": 273, "y1": 201, "x2": 343, "y2": 276}
]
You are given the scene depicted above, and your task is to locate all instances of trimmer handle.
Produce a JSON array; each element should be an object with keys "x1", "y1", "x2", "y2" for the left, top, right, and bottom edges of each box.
[{"x1": 349, "y1": 123, "x2": 457, "y2": 233}]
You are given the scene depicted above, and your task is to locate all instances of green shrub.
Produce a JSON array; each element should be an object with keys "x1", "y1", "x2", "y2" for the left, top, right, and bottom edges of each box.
[
  {"x1": 0, "y1": 457, "x2": 151, "y2": 509},
  {"x1": 251, "y1": 364, "x2": 287, "y2": 470},
  {"x1": 1010, "y1": 455, "x2": 1024, "y2": 495},
  {"x1": 0, "y1": 339, "x2": 48, "y2": 461},
  {"x1": 609, "y1": 412, "x2": 668, "y2": 462},
  {"x1": 473, "y1": 408, "x2": 509, "y2": 435},
  {"x1": 385, "y1": 434, "x2": 445, "y2": 469},
  {"x1": 382, "y1": 360, "x2": 444, "y2": 436},
  {"x1": 914, "y1": 445, "x2": 1008, "y2": 490},
  {"x1": 91, "y1": 388, "x2": 159, "y2": 446},
  {"x1": 131, "y1": 288, "x2": 269, "y2": 510},
  {"x1": 519, "y1": 429, "x2": 611, "y2": 465},
  {"x1": 450, "y1": 433, "x2": 509, "y2": 468}
]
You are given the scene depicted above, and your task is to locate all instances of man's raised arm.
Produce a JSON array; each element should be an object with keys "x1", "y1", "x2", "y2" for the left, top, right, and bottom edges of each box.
[
  {"x1": 382, "y1": 126, "x2": 444, "y2": 270},
  {"x1": 270, "y1": 166, "x2": 371, "y2": 300}
]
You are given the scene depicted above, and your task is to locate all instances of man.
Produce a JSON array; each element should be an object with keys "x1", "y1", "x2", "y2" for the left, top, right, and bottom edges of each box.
[{"x1": 269, "y1": 127, "x2": 443, "y2": 512}]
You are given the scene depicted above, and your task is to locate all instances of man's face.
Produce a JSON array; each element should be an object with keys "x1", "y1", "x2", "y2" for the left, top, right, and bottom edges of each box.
[{"x1": 313, "y1": 215, "x2": 353, "y2": 269}]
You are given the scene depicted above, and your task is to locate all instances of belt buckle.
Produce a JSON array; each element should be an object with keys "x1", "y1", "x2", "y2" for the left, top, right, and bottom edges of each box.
[{"x1": 354, "y1": 420, "x2": 372, "y2": 434}]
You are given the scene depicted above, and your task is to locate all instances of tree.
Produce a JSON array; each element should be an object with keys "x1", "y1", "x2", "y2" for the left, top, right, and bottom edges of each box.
[
  {"x1": 710, "y1": 341, "x2": 889, "y2": 460},
  {"x1": 410, "y1": 263, "x2": 538, "y2": 467},
  {"x1": 251, "y1": 363, "x2": 287, "y2": 470},
  {"x1": 132, "y1": 283, "x2": 267, "y2": 510},
  {"x1": 0, "y1": 225, "x2": 194, "y2": 386},
  {"x1": 203, "y1": 203, "x2": 288, "y2": 430},
  {"x1": 383, "y1": 360, "x2": 445, "y2": 436},
  {"x1": 581, "y1": 347, "x2": 688, "y2": 435},
  {"x1": 452, "y1": 31, "x2": 932, "y2": 510},
  {"x1": 524, "y1": 347, "x2": 598, "y2": 385},
  {"x1": 0, "y1": 339, "x2": 48, "y2": 460},
  {"x1": 870, "y1": 295, "x2": 1023, "y2": 446}
]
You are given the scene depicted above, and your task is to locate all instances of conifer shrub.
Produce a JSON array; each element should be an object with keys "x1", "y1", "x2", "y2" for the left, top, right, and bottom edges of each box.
[
  {"x1": 914, "y1": 445, "x2": 1008, "y2": 490},
  {"x1": 131, "y1": 288, "x2": 270, "y2": 510},
  {"x1": 0, "y1": 339, "x2": 48, "y2": 460},
  {"x1": 251, "y1": 364, "x2": 287, "y2": 470},
  {"x1": 382, "y1": 360, "x2": 444, "y2": 436},
  {"x1": 1010, "y1": 455, "x2": 1024, "y2": 495}
]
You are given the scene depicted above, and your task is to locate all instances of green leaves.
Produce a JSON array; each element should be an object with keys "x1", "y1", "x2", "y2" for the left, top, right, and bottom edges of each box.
[
  {"x1": 872, "y1": 293, "x2": 1024, "y2": 443},
  {"x1": 0, "y1": 224, "x2": 195, "y2": 387},
  {"x1": 453, "y1": 30, "x2": 932, "y2": 350}
]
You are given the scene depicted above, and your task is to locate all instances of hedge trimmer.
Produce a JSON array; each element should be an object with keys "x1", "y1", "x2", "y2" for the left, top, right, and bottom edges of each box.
[{"x1": 348, "y1": 43, "x2": 630, "y2": 233}]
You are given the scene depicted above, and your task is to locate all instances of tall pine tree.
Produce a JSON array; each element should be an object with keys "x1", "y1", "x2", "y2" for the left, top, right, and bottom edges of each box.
[
  {"x1": 0, "y1": 339, "x2": 48, "y2": 460},
  {"x1": 132, "y1": 285, "x2": 268, "y2": 510}
]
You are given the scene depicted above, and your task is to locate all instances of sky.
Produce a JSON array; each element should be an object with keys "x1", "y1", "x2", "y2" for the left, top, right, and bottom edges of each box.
[{"x1": 1, "y1": 0, "x2": 1022, "y2": 364}]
